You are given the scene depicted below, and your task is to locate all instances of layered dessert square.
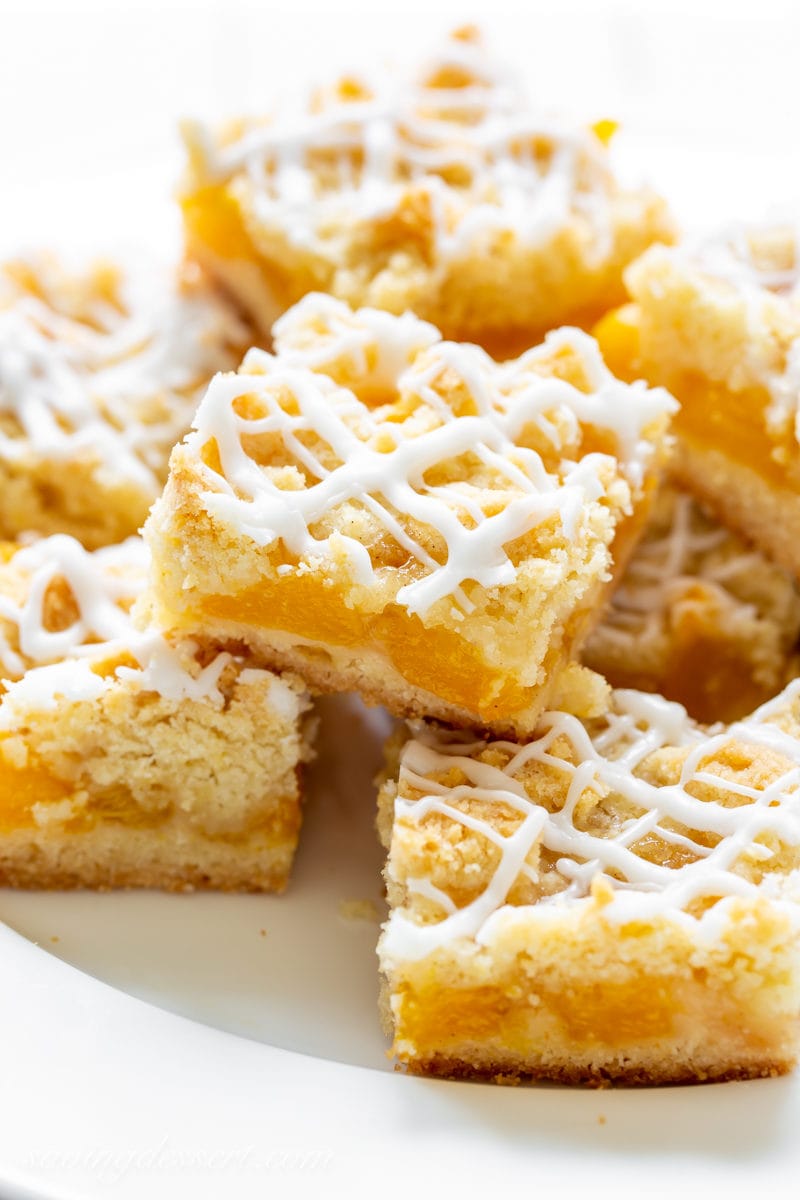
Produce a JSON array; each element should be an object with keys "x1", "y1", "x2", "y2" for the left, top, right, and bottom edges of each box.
[
  {"x1": 0, "y1": 534, "x2": 313, "y2": 890},
  {"x1": 583, "y1": 483, "x2": 800, "y2": 723},
  {"x1": 179, "y1": 25, "x2": 674, "y2": 358},
  {"x1": 0, "y1": 252, "x2": 248, "y2": 548},
  {"x1": 378, "y1": 682, "x2": 800, "y2": 1084},
  {"x1": 596, "y1": 224, "x2": 800, "y2": 578},
  {"x1": 144, "y1": 293, "x2": 675, "y2": 737}
]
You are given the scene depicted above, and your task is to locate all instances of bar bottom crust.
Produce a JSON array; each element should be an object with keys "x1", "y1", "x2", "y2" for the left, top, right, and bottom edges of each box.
[
  {"x1": 380, "y1": 896, "x2": 800, "y2": 1086},
  {"x1": 0, "y1": 809, "x2": 301, "y2": 893}
]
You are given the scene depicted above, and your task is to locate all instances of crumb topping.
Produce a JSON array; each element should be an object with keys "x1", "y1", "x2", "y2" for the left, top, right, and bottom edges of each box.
[
  {"x1": 588, "y1": 485, "x2": 800, "y2": 658},
  {"x1": 0, "y1": 254, "x2": 246, "y2": 488},
  {"x1": 183, "y1": 27, "x2": 622, "y2": 263},
  {"x1": 189, "y1": 292, "x2": 674, "y2": 619},
  {"x1": 383, "y1": 682, "x2": 800, "y2": 960},
  {"x1": 629, "y1": 225, "x2": 800, "y2": 445},
  {"x1": 0, "y1": 535, "x2": 236, "y2": 714}
]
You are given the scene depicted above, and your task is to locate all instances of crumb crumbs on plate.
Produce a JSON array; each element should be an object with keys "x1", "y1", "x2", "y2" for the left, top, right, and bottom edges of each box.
[{"x1": 338, "y1": 898, "x2": 380, "y2": 923}]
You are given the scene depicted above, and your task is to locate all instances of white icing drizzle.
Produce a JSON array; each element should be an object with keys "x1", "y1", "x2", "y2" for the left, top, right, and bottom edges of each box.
[
  {"x1": 0, "y1": 534, "x2": 232, "y2": 719},
  {"x1": 189, "y1": 294, "x2": 674, "y2": 619},
  {"x1": 183, "y1": 30, "x2": 617, "y2": 263},
  {"x1": 689, "y1": 224, "x2": 800, "y2": 300},
  {"x1": 382, "y1": 681, "x2": 800, "y2": 962},
  {"x1": 0, "y1": 257, "x2": 245, "y2": 488},
  {"x1": 592, "y1": 487, "x2": 793, "y2": 647},
  {"x1": 272, "y1": 292, "x2": 441, "y2": 382}
]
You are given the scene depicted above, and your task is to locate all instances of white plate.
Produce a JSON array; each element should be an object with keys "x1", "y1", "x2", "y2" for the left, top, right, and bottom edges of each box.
[
  {"x1": 4, "y1": 17, "x2": 800, "y2": 1190},
  {"x1": 3, "y1": 694, "x2": 800, "y2": 1200}
]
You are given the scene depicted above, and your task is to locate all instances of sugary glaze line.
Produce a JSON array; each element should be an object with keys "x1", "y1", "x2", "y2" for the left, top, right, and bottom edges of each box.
[
  {"x1": 183, "y1": 27, "x2": 619, "y2": 263},
  {"x1": 0, "y1": 536, "x2": 145, "y2": 676},
  {"x1": 383, "y1": 682, "x2": 800, "y2": 962},
  {"x1": 0, "y1": 535, "x2": 233, "y2": 716},
  {"x1": 0, "y1": 256, "x2": 246, "y2": 486},
  {"x1": 595, "y1": 487, "x2": 795, "y2": 642},
  {"x1": 189, "y1": 293, "x2": 674, "y2": 619},
  {"x1": 687, "y1": 224, "x2": 800, "y2": 299},
  {"x1": 599, "y1": 490, "x2": 725, "y2": 636}
]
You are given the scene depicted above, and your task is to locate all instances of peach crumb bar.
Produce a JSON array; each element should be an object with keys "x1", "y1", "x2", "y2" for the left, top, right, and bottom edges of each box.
[
  {"x1": 0, "y1": 534, "x2": 313, "y2": 891},
  {"x1": 0, "y1": 252, "x2": 248, "y2": 548},
  {"x1": 583, "y1": 483, "x2": 800, "y2": 723},
  {"x1": 596, "y1": 223, "x2": 800, "y2": 580},
  {"x1": 378, "y1": 682, "x2": 800, "y2": 1085},
  {"x1": 144, "y1": 292, "x2": 675, "y2": 737},
  {"x1": 179, "y1": 25, "x2": 673, "y2": 357}
]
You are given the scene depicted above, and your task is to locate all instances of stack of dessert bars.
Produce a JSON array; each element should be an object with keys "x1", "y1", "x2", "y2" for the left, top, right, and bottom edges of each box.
[{"x1": 4, "y1": 26, "x2": 800, "y2": 1085}]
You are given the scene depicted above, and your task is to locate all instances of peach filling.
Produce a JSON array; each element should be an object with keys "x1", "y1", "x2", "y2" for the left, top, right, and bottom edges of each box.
[
  {"x1": 660, "y1": 619, "x2": 780, "y2": 725},
  {"x1": 398, "y1": 986, "x2": 526, "y2": 1051},
  {"x1": 0, "y1": 751, "x2": 297, "y2": 838},
  {"x1": 396, "y1": 976, "x2": 679, "y2": 1057},
  {"x1": 592, "y1": 118, "x2": 618, "y2": 147},
  {"x1": 595, "y1": 306, "x2": 793, "y2": 491},
  {"x1": 181, "y1": 185, "x2": 305, "y2": 327},
  {"x1": 593, "y1": 303, "x2": 642, "y2": 383},
  {"x1": 199, "y1": 574, "x2": 530, "y2": 721},
  {"x1": 670, "y1": 375, "x2": 789, "y2": 490},
  {"x1": 191, "y1": 481, "x2": 656, "y2": 723},
  {"x1": 0, "y1": 753, "x2": 71, "y2": 833},
  {"x1": 0, "y1": 751, "x2": 156, "y2": 834},
  {"x1": 182, "y1": 185, "x2": 261, "y2": 269},
  {"x1": 544, "y1": 977, "x2": 677, "y2": 1043},
  {"x1": 607, "y1": 646, "x2": 774, "y2": 728},
  {"x1": 401, "y1": 969, "x2": 788, "y2": 1068},
  {"x1": 595, "y1": 610, "x2": 780, "y2": 725}
]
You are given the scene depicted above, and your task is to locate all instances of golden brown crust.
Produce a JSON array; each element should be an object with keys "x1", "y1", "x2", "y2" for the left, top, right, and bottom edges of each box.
[
  {"x1": 401, "y1": 1055, "x2": 793, "y2": 1087},
  {"x1": 0, "y1": 821, "x2": 297, "y2": 892},
  {"x1": 382, "y1": 898, "x2": 800, "y2": 1087}
]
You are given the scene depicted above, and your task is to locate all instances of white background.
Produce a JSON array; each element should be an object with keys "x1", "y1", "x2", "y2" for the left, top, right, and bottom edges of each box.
[{"x1": 1, "y1": 0, "x2": 799, "y2": 249}]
